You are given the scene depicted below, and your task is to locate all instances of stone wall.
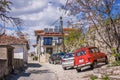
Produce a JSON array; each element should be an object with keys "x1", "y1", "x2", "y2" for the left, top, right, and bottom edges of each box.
[
  {"x1": 0, "y1": 60, "x2": 8, "y2": 78},
  {"x1": 0, "y1": 45, "x2": 14, "y2": 78},
  {"x1": 14, "y1": 59, "x2": 24, "y2": 70},
  {"x1": 0, "y1": 47, "x2": 7, "y2": 59}
]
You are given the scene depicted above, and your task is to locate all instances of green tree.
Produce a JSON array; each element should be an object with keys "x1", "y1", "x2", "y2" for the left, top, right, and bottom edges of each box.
[
  {"x1": 64, "y1": 29, "x2": 85, "y2": 52},
  {"x1": 66, "y1": 0, "x2": 120, "y2": 54}
]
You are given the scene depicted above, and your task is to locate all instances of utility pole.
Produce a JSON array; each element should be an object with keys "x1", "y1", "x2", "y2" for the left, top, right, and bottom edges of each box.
[{"x1": 60, "y1": 16, "x2": 65, "y2": 52}]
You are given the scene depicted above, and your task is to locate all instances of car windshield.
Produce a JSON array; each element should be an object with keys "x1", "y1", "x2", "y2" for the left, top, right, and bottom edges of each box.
[
  {"x1": 63, "y1": 53, "x2": 74, "y2": 58},
  {"x1": 52, "y1": 53, "x2": 58, "y2": 56},
  {"x1": 76, "y1": 50, "x2": 86, "y2": 56},
  {"x1": 58, "y1": 52, "x2": 65, "y2": 56}
]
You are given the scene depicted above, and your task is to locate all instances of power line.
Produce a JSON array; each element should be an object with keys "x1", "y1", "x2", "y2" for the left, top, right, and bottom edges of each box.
[{"x1": 50, "y1": 18, "x2": 59, "y2": 26}]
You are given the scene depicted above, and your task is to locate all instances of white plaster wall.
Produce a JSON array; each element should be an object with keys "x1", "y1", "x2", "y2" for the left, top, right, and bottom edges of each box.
[
  {"x1": 12, "y1": 45, "x2": 24, "y2": 59},
  {"x1": 11, "y1": 45, "x2": 28, "y2": 63},
  {"x1": 34, "y1": 46, "x2": 38, "y2": 54},
  {"x1": 39, "y1": 36, "x2": 60, "y2": 53},
  {"x1": 23, "y1": 45, "x2": 28, "y2": 63}
]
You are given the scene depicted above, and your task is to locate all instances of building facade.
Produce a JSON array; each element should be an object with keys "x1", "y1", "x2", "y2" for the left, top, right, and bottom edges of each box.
[
  {"x1": 34, "y1": 28, "x2": 77, "y2": 55},
  {"x1": 0, "y1": 35, "x2": 29, "y2": 67}
]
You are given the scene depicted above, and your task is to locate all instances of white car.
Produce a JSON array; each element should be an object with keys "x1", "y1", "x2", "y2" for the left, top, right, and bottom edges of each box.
[{"x1": 61, "y1": 53, "x2": 74, "y2": 70}]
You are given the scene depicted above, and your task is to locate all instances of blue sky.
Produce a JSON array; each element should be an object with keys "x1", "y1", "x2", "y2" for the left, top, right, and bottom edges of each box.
[
  {"x1": 7, "y1": 0, "x2": 73, "y2": 52},
  {"x1": 1, "y1": 0, "x2": 119, "y2": 52}
]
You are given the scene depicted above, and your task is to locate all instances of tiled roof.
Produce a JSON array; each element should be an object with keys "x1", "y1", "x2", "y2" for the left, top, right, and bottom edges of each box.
[
  {"x1": 63, "y1": 28, "x2": 78, "y2": 31},
  {"x1": 37, "y1": 33, "x2": 69, "y2": 36},
  {"x1": 35, "y1": 28, "x2": 78, "y2": 36},
  {"x1": 0, "y1": 34, "x2": 27, "y2": 45}
]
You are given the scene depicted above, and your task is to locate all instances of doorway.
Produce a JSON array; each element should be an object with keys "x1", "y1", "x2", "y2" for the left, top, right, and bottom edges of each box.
[{"x1": 46, "y1": 48, "x2": 53, "y2": 54}]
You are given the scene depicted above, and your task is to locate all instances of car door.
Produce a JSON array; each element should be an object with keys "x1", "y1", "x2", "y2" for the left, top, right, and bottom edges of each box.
[
  {"x1": 94, "y1": 48, "x2": 104, "y2": 62},
  {"x1": 89, "y1": 48, "x2": 97, "y2": 60}
]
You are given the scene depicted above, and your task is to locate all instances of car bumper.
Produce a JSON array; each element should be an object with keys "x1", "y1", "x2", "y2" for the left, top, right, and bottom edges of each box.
[
  {"x1": 77, "y1": 62, "x2": 92, "y2": 68},
  {"x1": 62, "y1": 63, "x2": 74, "y2": 68}
]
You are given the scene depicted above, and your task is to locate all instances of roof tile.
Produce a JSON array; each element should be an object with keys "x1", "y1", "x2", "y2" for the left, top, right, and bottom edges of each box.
[{"x1": 0, "y1": 34, "x2": 26, "y2": 45}]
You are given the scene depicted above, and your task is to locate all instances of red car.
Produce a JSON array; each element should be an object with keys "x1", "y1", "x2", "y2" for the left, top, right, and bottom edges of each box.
[{"x1": 74, "y1": 47, "x2": 108, "y2": 72}]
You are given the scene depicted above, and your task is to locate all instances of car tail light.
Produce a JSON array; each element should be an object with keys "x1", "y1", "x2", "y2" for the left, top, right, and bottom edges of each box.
[{"x1": 62, "y1": 60, "x2": 65, "y2": 62}]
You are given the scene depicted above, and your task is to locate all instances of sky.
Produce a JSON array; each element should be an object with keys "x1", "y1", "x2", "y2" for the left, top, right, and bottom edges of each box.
[
  {"x1": 1, "y1": 0, "x2": 120, "y2": 52},
  {"x1": 8, "y1": 0, "x2": 74, "y2": 52}
]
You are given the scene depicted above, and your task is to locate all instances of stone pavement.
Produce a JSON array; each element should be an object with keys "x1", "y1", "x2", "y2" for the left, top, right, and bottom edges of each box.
[{"x1": 6, "y1": 60, "x2": 57, "y2": 80}]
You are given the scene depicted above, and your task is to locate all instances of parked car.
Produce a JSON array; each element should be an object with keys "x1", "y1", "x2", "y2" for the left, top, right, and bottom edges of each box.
[
  {"x1": 49, "y1": 53, "x2": 57, "y2": 64},
  {"x1": 62, "y1": 53, "x2": 74, "y2": 70},
  {"x1": 49, "y1": 52, "x2": 65, "y2": 64},
  {"x1": 74, "y1": 47, "x2": 108, "y2": 72}
]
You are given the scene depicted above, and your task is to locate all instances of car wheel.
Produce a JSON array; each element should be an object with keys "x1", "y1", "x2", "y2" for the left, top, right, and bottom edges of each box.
[
  {"x1": 63, "y1": 67, "x2": 67, "y2": 70},
  {"x1": 105, "y1": 57, "x2": 108, "y2": 64},
  {"x1": 71, "y1": 66, "x2": 75, "y2": 69},
  {"x1": 91, "y1": 61, "x2": 97, "y2": 69},
  {"x1": 76, "y1": 68, "x2": 81, "y2": 72}
]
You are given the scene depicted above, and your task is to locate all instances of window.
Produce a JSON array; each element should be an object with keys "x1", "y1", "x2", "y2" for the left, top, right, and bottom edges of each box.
[
  {"x1": 90, "y1": 48, "x2": 99, "y2": 53},
  {"x1": 58, "y1": 52, "x2": 65, "y2": 56},
  {"x1": 58, "y1": 37, "x2": 63, "y2": 44},
  {"x1": 76, "y1": 50, "x2": 86, "y2": 56},
  {"x1": 64, "y1": 53, "x2": 74, "y2": 58},
  {"x1": 43, "y1": 37, "x2": 53, "y2": 45},
  {"x1": 94, "y1": 48, "x2": 99, "y2": 53},
  {"x1": 90, "y1": 48, "x2": 95, "y2": 53}
]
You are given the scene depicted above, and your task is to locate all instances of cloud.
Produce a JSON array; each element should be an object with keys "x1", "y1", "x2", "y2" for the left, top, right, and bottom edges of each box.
[
  {"x1": 8, "y1": 0, "x2": 74, "y2": 52},
  {"x1": 10, "y1": 0, "x2": 48, "y2": 16}
]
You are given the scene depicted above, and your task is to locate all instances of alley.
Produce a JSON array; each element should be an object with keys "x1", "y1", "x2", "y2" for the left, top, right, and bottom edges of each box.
[
  {"x1": 6, "y1": 59, "x2": 94, "y2": 80},
  {"x1": 6, "y1": 61, "x2": 57, "y2": 80}
]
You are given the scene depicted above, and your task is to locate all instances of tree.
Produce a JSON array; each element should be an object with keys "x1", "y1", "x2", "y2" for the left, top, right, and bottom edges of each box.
[
  {"x1": 0, "y1": 0, "x2": 23, "y2": 36},
  {"x1": 65, "y1": 0, "x2": 120, "y2": 54},
  {"x1": 64, "y1": 29, "x2": 85, "y2": 52}
]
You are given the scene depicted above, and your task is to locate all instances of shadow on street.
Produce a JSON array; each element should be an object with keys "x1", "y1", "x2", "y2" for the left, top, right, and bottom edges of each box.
[
  {"x1": 27, "y1": 69, "x2": 54, "y2": 74},
  {"x1": 6, "y1": 71, "x2": 31, "y2": 80},
  {"x1": 28, "y1": 62, "x2": 42, "y2": 68},
  {"x1": 78, "y1": 63, "x2": 107, "y2": 73},
  {"x1": 5, "y1": 62, "x2": 43, "y2": 80}
]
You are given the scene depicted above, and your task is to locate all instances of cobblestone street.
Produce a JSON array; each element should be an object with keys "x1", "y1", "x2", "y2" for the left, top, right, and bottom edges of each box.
[{"x1": 6, "y1": 58, "x2": 94, "y2": 80}]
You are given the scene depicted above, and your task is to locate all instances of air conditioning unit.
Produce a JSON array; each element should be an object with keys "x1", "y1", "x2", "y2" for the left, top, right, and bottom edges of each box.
[
  {"x1": 49, "y1": 28, "x2": 53, "y2": 33},
  {"x1": 54, "y1": 26, "x2": 59, "y2": 33},
  {"x1": 44, "y1": 28, "x2": 49, "y2": 33}
]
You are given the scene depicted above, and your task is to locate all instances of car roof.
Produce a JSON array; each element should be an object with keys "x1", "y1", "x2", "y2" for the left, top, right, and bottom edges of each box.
[
  {"x1": 66, "y1": 52, "x2": 74, "y2": 54},
  {"x1": 74, "y1": 46, "x2": 97, "y2": 53}
]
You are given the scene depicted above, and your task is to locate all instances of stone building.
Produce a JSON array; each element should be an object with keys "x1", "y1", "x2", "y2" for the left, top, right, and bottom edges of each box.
[
  {"x1": 0, "y1": 45, "x2": 14, "y2": 78},
  {"x1": 0, "y1": 34, "x2": 29, "y2": 70}
]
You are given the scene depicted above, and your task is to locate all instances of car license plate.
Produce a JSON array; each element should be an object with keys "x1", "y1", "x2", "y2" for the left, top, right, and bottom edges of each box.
[{"x1": 79, "y1": 59, "x2": 84, "y2": 63}]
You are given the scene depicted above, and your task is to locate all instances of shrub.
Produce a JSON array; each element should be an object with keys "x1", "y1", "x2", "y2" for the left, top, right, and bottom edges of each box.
[
  {"x1": 111, "y1": 61, "x2": 120, "y2": 66},
  {"x1": 101, "y1": 75, "x2": 110, "y2": 80},
  {"x1": 33, "y1": 56, "x2": 38, "y2": 61},
  {"x1": 90, "y1": 75, "x2": 98, "y2": 80}
]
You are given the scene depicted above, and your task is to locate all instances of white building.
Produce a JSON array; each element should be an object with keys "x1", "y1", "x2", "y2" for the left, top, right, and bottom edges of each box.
[
  {"x1": 32, "y1": 44, "x2": 38, "y2": 56},
  {"x1": 34, "y1": 28, "x2": 77, "y2": 54}
]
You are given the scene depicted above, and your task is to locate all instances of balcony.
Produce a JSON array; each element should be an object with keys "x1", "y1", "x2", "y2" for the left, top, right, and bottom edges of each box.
[{"x1": 43, "y1": 40, "x2": 62, "y2": 46}]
